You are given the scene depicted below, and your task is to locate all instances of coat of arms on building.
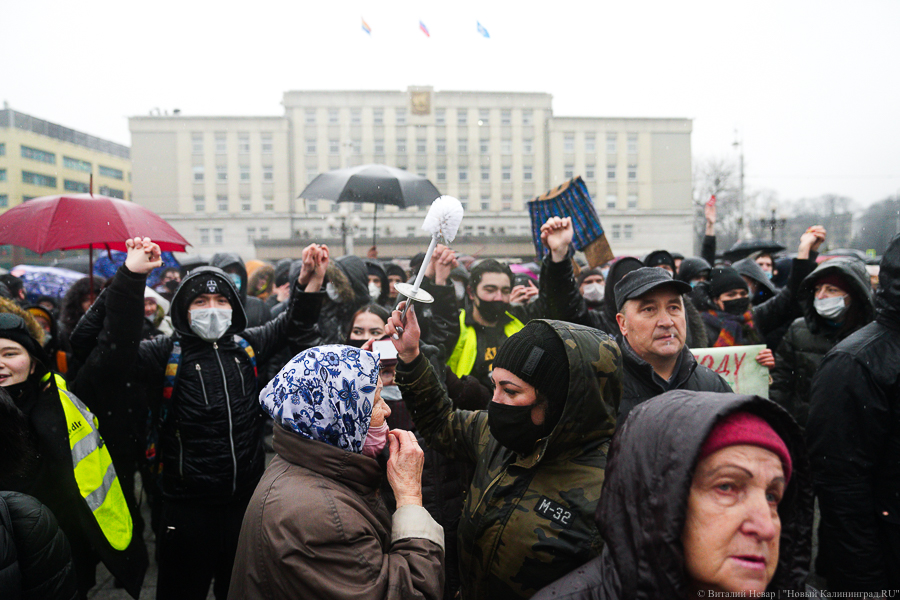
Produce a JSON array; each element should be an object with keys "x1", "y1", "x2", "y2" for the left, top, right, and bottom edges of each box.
[{"x1": 410, "y1": 91, "x2": 431, "y2": 116}]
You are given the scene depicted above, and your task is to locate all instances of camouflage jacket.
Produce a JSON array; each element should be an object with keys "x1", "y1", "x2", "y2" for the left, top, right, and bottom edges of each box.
[{"x1": 396, "y1": 320, "x2": 623, "y2": 599}]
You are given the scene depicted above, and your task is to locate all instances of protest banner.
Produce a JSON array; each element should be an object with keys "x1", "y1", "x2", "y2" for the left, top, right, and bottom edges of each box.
[{"x1": 690, "y1": 344, "x2": 769, "y2": 398}]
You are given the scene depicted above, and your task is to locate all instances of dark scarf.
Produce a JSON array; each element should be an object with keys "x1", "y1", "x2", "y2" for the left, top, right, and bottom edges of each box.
[{"x1": 701, "y1": 309, "x2": 763, "y2": 347}]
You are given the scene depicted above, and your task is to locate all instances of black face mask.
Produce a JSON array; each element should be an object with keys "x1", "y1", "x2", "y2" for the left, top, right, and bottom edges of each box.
[
  {"x1": 164, "y1": 280, "x2": 180, "y2": 293},
  {"x1": 475, "y1": 297, "x2": 509, "y2": 323},
  {"x1": 722, "y1": 297, "x2": 751, "y2": 316},
  {"x1": 487, "y1": 401, "x2": 548, "y2": 456},
  {"x1": 345, "y1": 338, "x2": 367, "y2": 348}
]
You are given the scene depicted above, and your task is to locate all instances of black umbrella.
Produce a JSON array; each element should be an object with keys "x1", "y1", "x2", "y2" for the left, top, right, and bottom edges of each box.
[{"x1": 723, "y1": 239, "x2": 786, "y2": 262}]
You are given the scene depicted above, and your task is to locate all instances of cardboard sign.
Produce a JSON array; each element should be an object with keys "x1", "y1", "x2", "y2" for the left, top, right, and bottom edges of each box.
[{"x1": 690, "y1": 344, "x2": 769, "y2": 398}]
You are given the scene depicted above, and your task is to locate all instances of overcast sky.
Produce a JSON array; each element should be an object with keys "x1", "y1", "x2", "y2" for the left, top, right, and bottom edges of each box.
[{"x1": 5, "y1": 0, "x2": 899, "y2": 211}]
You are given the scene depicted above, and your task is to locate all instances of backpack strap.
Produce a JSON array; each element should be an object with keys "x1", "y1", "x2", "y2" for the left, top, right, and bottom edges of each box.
[{"x1": 233, "y1": 335, "x2": 257, "y2": 379}]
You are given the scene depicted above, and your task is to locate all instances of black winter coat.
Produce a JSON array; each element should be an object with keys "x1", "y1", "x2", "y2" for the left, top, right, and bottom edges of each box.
[
  {"x1": 616, "y1": 335, "x2": 731, "y2": 423},
  {"x1": 0, "y1": 492, "x2": 78, "y2": 600},
  {"x1": 770, "y1": 258, "x2": 874, "y2": 427},
  {"x1": 806, "y1": 234, "x2": 900, "y2": 592},
  {"x1": 533, "y1": 391, "x2": 815, "y2": 600},
  {"x1": 87, "y1": 266, "x2": 322, "y2": 503}
]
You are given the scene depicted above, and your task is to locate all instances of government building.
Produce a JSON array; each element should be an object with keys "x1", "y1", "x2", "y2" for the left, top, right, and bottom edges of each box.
[{"x1": 129, "y1": 87, "x2": 693, "y2": 261}]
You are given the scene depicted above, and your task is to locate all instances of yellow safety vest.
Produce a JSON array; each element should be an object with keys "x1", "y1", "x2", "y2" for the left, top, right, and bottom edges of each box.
[
  {"x1": 447, "y1": 310, "x2": 525, "y2": 377},
  {"x1": 44, "y1": 373, "x2": 134, "y2": 551}
]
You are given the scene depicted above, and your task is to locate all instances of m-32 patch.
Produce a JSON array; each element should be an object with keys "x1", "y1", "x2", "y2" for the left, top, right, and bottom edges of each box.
[{"x1": 534, "y1": 496, "x2": 573, "y2": 528}]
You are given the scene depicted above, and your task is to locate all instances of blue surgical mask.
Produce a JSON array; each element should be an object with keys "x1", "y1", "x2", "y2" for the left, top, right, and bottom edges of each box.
[
  {"x1": 765, "y1": 271, "x2": 774, "y2": 280},
  {"x1": 228, "y1": 273, "x2": 242, "y2": 292}
]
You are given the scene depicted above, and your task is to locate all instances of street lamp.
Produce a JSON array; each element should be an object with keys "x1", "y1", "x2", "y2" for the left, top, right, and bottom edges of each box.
[
  {"x1": 327, "y1": 205, "x2": 361, "y2": 256},
  {"x1": 758, "y1": 208, "x2": 786, "y2": 243},
  {"x1": 732, "y1": 130, "x2": 748, "y2": 239}
]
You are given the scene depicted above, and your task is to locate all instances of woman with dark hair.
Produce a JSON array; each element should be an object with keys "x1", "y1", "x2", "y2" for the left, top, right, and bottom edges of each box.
[
  {"x1": 346, "y1": 303, "x2": 391, "y2": 345},
  {"x1": 533, "y1": 390, "x2": 816, "y2": 599},
  {"x1": 57, "y1": 277, "x2": 105, "y2": 366}
]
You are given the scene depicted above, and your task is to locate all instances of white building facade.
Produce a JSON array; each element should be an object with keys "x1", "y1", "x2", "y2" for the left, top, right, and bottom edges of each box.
[{"x1": 129, "y1": 87, "x2": 693, "y2": 260}]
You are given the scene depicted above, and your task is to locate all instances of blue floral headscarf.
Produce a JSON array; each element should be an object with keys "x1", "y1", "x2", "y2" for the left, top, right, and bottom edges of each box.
[{"x1": 260, "y1": 345, "x2": 380, "y2": 453}]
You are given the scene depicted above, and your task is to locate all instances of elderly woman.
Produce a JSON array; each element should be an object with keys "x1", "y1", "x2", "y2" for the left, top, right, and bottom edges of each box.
[
  {"x1": 228, "y1": 345, "x2": 445, "y2": 600},
  {"x1": 533, "y1": 390, "x2": 815, "y2": 599}
]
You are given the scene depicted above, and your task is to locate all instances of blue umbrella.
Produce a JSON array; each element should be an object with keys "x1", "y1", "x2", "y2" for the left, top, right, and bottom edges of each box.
[
  {"x1": 10, "y1": 265, "x2": 86, "y2": 304},
  {"x1": 92, "y1": 250, "x2": 180, "y2": 288}
]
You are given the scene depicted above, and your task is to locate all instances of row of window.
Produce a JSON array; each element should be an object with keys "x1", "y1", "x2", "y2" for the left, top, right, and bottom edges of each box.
[
  {"x1": 193, "y1": 133, "x2": 274, "y2": 155},
  {"x1": 194, "y1": 196, "x2": 275, "y2": 213},
  {"x1": 192, "y1": 166, "x2": 274, "y2": 183},
  {"x1": 305, "y1": 137, "x2": 537, "y2": 157},
  {"x1": 610, "y1": 223, "x2": 635, "y2": 240},
  {"x1": 305, "y1": 108, "x2": 537, "y2": 127},
  {"x1": 563, "y1": 133, "x2": 638, "y2": 155},
  {"x1": 17, "y1": 145, "x2": 125, "y2": 178}
]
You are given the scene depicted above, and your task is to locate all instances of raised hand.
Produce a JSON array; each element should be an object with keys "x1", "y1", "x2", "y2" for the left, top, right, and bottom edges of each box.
[
  {"x1": 385, "y1": 301, "x2": 420, "y2": 363},
  {"x1": 510, "y1": 280, "x2": 539, "y2": 306},
  {"x1": 124, "y1": 237, "x2": 162, "y2": 275},
  {"x1": 424, "y1": 244, "x2": 458, "y2": 285},
  {"x1": 798, "y1": 226, "x2": 827, "y2": 259},
  {"x1": 540, "y1": 216, "x2": 574, "y2": 263}
]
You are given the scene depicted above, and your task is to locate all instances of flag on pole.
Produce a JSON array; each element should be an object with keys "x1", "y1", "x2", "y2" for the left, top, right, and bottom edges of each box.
[
  {"x1": 476, "y1": 21, "x2": 490, "y2": 38},
  {"x1": 361, "y1": 18, "x2": 372, "y2": 35},
  {"x1": 419, "y1": 20, "x2": 430, "y2": 37}
]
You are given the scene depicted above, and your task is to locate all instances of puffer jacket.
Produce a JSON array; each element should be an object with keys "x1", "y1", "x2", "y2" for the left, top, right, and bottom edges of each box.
[
  {"x1": 532, "y1": 391, "x2": 815, "y2": 599},
  {"x1": 806, "y1": 233, "x2": 900, "y2": 592},
  {"x1": 228, "y1": 426, "x2": 445, "y2": 600},
  {"x1": 317, "y1": 255, "x2": 371, "y2": 345},
  {"x1": 396, "y1": 320, "x2": 623, "y2": 599},
  {"x1": 94, "y1": 266, "x2": 322, "y2": 502},
  {"x1": 0, "y1": 492, "x2": 78, "y2": 600},
  {"x1": 616, "y1": 335, "x2": 732, "y2": 423},
  {"x1": 770, "y1": 257, "x2": 874, "y2": 427},
  {"x1": 210, "y1": 252, "x2": 272, "y2": 328}
]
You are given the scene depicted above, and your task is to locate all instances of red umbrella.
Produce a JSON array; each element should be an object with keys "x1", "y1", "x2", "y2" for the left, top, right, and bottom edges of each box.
[{"x1": 0, "y1": 193, "x2": 190, "y2": 294}]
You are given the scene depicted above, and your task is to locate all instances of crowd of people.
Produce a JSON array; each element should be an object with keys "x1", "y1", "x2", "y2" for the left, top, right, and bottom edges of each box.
[{"x1": 0, "y1": 204, "x2": 897, "y2": 600}]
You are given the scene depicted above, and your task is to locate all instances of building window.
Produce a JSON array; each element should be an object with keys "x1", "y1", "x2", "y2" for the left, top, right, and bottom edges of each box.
[
  {"x1": 213, "y1": 228, "x2": 224, "y2": 245},
  {"x1": 63, "y1": 179, "x2": 89, "y2": 192},
  {"x1": 241, "y1": 196, "x2": 251, "y2": 211},
  {"x1": 351, "y1": 139, "x2": 361, "y2": 154},
  {"x1": 477, "y1": 225, "x2": 487, "y2": 236},
  {"x1": 416, "y1": 166, "x2": 427, "y2": 178},
  {"x1": 459, "y1": 168, "x2": 468, "y2": 181},
  {"x1": 627, "y1": 164, "x2": 637, "y2": 181},
  {"x1": 374, "y1": 139, "x2": 385, "y2": 155},
  {"x1": 216, "y1": 166, "x2": 227, "y2": 182},
  {"x1": 395, "y1": 109, "x2": 406, "y2": 125},
  {"x1": 436, "y1": 167, "x2": 446, "y2": 182},
  {"x1": 501, "y1": 139, "x2": 511, "y2": 155},
  {"x1": 261, "y1": 133, "x2": 273, "y2": 154},
  {"x1": 0, "y1": 169, "x2": 5, "y2": 182},
  {"x1": 406, "y1": 226, "x2": 416, "y2": 238},
  {"x1": 199, "y1": 228, "x2": 210, "y2": 245},
  {"x1": 22, "y1": 171, "x2": 56, "y2": 187},
  {"x1": 585, "y1": 165, "x2": 595, "y2": 181},
  {"x1": 623, "y1": 224, "x2": 633, "y2": 240},
  {"x1": 306, "y1": 168, "x2": 317, "y2": 183},
  {"x1": 193, "y1": 166, "x2": 204, "y2": 182},
  {"x1": 21, "y1": 145, "x2": 55, "y2": 164},
  {"x1": 351, "y1": 109, "x2": 361, "y2": 124},
  {"x1": 502, "y1": 195, "x2": 512, "y2": 210},
  {"x1": 263, "y1": 166, "x2": 273, "y2": 181},
  {"x1": 523, "y1": 165, "x2": 533, "y2": 181},
  {"x1": 459, "y1": 196, "x2": 468, "y2": 210},
  {"x1": 192, "y1": 134, "x2": 203, "y2": 155},
  {"x1": 217, "y1": 195, "x2": 228, "y2": 212},
  {"x1": 240, "y1": 166, "x2": 250, "y2": 182},
  {"x1": 607, "y1": 133, "x2": 617, "y2": 154},
  {"x1": 435, "y1": 109, "x2": 445, "y2": 125},
  {"x1": 305, "y1": 109, "x2": 316, "y2": 124},
  {"x1": 563, "y1": 134, "x2": 575, "y2": 153},
  {"x1": 307, "y1": 200, "x2": 318, "y2": 212},
  {"x1": 194, "y1": 196, "x2": 205, "y2": 212},
  {"x1": 502, "y1": 166, "x2": 511, "y2": 181},
  {"x1": 627, "y1": 133, "x2": 638, "y2": 154},
  {"x1": 457, "y1": 109, "x2": 467, "y2": 125},
  {"x1": 416, "y1": 137, "x2": 427, "y2": 154},
  {"x1": 238, "y1": 134, "x2": 250, "y2": 154},
  {"x1": 396, "y1": 139, "x2": 407, "y2": 154},
  {"x1": 585, "y1": 135, "x2": 596, "y2": 153},
  {"x1": 522, "y1": 110, "x2": 533, "y2": 125},
  {"x1": 63, "y1": 156, "x2": 91, "y2": 172},
  {"x1": 458, "y1": 139, "x2": 468, "y2": 154},
  {"x1": 480, "y1": 199, "x2": 490, "y2": 211},
  {"x1": 627, "y1": 193, "x2": 638, "y2": 208},
  {"x1": 264, "y1": 198, "x2": 274, "y2": 211},
  {"x1": 260, "y1": 227, "x2": 270, "y2": 240},
  {"x1": 478, "y1": 109, "x2": 490, "y2": 125},
  {"x1": 329, "y1": 139, "x2": 339, "y2": 155},
  {"x1": 306, "y1": 139, "x2": 316, "y2": 154},
  {"x1": 480, "y1": 166, "x2": 490, "y2": 182},
  {"x1": 99, "y1": 186, "x2": 124, "y2": 199},
  {"x1": 215, "y1": 133, "x2": 227, "y2": 155},
  {"x1": 373, "y1": 109, "x2": 383, "y2": 125},
  {"x1": 479, "y1": 138, "x2": 489, "y2": 154},
  {"x1": 328, "y1": 109, "x2": 339, "y2": 124},
  {"x1": 0, "y1": 143, "x2": 5, "y2": 156},
  {"x1": 501, "y1": 110, "x2": 511, "y2": 125},
  {"x1": 564, "y1": 165, "x2": 574, "y2": 179},
  {"x1": 607, "y1": 164, "x2": 616, "y2": 181},
  {"x1": 436, "y1": 138, "x2": 446, "y2": 154},
  {"x1": 611, "y1": 224, "x2": 621, "y2": 240},
  {"x1": 247, "y1": 227, "x2": 256, "y2": 243},
  {"x1": 0, "y1": 195, "x2": 7, "y2": 207},
  {"x1": 523, "y1": 138, "x2": 533, "y2": 155},
  {"x1": 98, "y1": 165, "x2": 124, "y2": 180},
  {"x1": 606, "y1": 194, "x2": 617, "y2": 209}
]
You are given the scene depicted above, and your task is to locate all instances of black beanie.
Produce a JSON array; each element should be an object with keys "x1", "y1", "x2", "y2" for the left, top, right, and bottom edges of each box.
[
  {"x1": 709, "y1": 267, "x2": 749, "y2": 299},
  {"x1": 274, "y1": 259, "x2": 292, "y2": 287},
  {"x1": 0, "y1": 313, "x2": 49, "y2": 369},
  {"x1": 493, "y1": 321, "x2": 569, "y2": 412}
]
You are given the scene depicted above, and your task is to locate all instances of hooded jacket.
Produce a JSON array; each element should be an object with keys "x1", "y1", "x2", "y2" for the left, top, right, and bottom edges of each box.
[
  {"x1": 770, "y1": 258, "x2": 874, "y2": 427},
  {"x1": 365, "y1": 260, "x2": 392, "y2": 309},
  {"x1": 317, "y1": 255, "x2": 371, "y2": 345},
  {"x1": 532, "y1": 391, "x2": 814, "y2": 600},
  {"x1": 396, "y1": 321, "x2": 623, "y2": 599},
  {"x1": 210, "y1": 253, "x2": 272, "y2": 328},
  {"x1": 806, "y1": 233, "x2": 900, "y2": 591}
]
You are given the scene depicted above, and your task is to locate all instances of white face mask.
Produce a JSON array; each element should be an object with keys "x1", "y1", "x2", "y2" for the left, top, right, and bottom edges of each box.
[
  {"x1": 453, "y1": 281, "x2": 466, "y2": 303},
  {"x1": 189, "y1": 308, "x2": 233, "y2": 341},
  {"x1": 368, "y1": 281, "x2": 381, "y2": 301},
  {"x1": 582, "y1": 282, "x2": 605, "y2": 303},
  {"x1": 814, "y1": 295, "x2": 849, "y2": 320},
  {"x1": 325, "y1": 282, "x2": 340, "y2": 302}
]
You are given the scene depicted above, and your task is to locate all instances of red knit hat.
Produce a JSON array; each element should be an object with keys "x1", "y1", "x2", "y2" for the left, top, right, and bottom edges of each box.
[
  {"x1": 815, "y1": 273, "x2": 850, "y2": 295},
  {"x1": 698, "y1": 412, "x2": 792, "y2": 483}
]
